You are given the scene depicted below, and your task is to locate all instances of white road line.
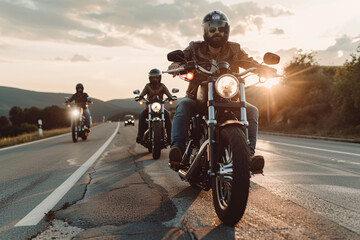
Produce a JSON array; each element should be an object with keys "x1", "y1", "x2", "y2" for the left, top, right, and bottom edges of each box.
[
  {"x1": 0, "y1": 133, "x2": 70, "y2": 152},
  {"x1": 15, "y1": 122, "x2": 120, "y2": 227},
  {"x1": 262, "y1": 140, "x2": 360, "y2": 157}
]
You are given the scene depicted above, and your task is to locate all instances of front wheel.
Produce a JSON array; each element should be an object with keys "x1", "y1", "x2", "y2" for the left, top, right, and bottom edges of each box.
[
  {"x1": 81, "y1": 132, "x2": 88, "y2": 140},
  {"x1": 152, "y1": 121, "x2": 162, "y2": 159},
  {"x1": 71, "y1": 124, "x2": 78, "y2": 143},
  {"x1": 212, "y1": 126, "x2": 250, "y2": 225}
]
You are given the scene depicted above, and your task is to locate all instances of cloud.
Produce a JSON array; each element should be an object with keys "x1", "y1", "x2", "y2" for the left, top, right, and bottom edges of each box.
[
  {"x1": 71, "y1": 54, "x2": 90, "y2": 62},
  {"x1": 54, "y1": 57, "x2": 64, "y2": 61},
  {"x1": 0, "y1": 0, "x2": 291, "y2": 48},
  {"x1": 53, "y1": 54, "x2": 114, "y2": 62},
  {"x1": 275, "y1": 35, "x2": 360, "y2": 67},
  {"x1": 0, "y1": 40, "x2": 9, "y2": 49},
  {"x1": 53, "y1": 54, "x2": 90, "y2": 62},
  {"x1": 3, "y1": 0, "x2": 37, "y2": 10},
  {"x1": 271, "y1": 28, "x2": 285, "y2": 35},
  {"x1": 252, "y1": 16, "x2": 264, "y2": 31},
  {"x1": 326, "y1": 35, "x2": 359, "y2": 52}
]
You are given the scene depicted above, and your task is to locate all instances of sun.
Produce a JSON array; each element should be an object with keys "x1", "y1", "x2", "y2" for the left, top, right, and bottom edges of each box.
[{"x1": 259, "y1": 78, "x2": 280, "y2": 89}]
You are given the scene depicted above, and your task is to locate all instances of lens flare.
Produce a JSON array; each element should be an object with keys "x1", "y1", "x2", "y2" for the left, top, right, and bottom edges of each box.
[{"x1": 260, "y1": 78, "x2": 280, "y2": 89}]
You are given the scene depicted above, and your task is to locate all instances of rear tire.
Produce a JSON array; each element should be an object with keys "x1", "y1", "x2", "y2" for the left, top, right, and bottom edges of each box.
[
  {"x1": 212, "y1": 126, "x2": 250, "y2": 225},
  {"x1": 152, "y1": 121, "x2": 162, "y2": 160}
]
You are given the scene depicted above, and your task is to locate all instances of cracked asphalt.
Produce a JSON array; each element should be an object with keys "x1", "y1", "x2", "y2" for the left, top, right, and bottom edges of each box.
[{"x1": 1, "y1": 122, "x2": 359, "y2": 239}]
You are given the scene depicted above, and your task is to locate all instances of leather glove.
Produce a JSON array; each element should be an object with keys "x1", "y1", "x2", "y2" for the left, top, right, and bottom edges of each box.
[{"x1": 259, "y1": 66, "x2": 277, "y2": 78}]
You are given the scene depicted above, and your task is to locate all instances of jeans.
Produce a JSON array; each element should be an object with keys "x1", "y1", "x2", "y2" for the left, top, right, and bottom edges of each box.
[
  {"x1": 171, "y1": 97, "x2": 258, "y2": 156},
  {"x1": 71, "y1": 108, "x2": 91, "y2": 129},
  {"x1": 138, "y1": 109, "x2": 172, "y2": 140},
  {"x1": 84, "y1": 108, "x2": 91, "y2": 128}
]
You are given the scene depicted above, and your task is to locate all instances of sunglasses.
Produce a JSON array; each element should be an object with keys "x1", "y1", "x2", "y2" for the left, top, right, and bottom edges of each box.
[
  {"x1": 150, "y1": 76, "x2": 160, "y2": 81},
  {"x1": 208, "y1": 26, "x2": 226, "y2": 33}
]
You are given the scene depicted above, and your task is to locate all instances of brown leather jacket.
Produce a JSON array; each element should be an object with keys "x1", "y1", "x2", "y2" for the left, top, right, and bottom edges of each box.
[
  {"x1": 68, "y1": 92, "x2": 89, "y2": 108},
  {"x1": 177, "y1": 41, "x2": 263, "y2": 99},
  {"x1": 140, "y1": 83, "x2": 172, "y2": 103}
]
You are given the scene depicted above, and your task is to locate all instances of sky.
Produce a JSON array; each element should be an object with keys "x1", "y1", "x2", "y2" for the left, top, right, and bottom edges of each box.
[{"x1": 0, "y1": 0, "x2": 359, "y2": 101}]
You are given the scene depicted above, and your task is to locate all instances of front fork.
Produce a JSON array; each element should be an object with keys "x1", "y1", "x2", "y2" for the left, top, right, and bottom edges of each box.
[
  {"x1": 239, "y1": 80, "x2": 250, "y2": 144},
  {"x1": 147, "y1": 104, "x2": 166, "y2": 143},
  {"x1": 208, "y1": 81, "x2": 216, "y2": 175},
  {"x1": 207, "y1": 79, "x2": 250, "y2": 175}
]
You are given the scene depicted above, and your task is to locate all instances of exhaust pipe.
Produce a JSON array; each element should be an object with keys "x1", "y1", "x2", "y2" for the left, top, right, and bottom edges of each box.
[{"x1": 178, "y1": 139, "x2": 209, "y2": 181}]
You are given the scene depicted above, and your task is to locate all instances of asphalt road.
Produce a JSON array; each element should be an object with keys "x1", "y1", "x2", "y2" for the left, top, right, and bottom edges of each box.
[
  {"x1": 0, "y1": 122, "x2": 359, "y2": 239},
  {"x1": 0, "y1": 123, "x2": 119, "y2": 239}
]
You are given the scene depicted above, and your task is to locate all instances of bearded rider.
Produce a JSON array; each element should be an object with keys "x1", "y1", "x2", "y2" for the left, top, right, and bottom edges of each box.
[
  {"x1": 136, "y1": 68, "x2": 173, "y2": 145},
  {"x1": 168, "y1": 10, "x2": 277, "y2": 172},
  {"x1": 68, "y1": 83, "x2": 91, "y2": 132}
]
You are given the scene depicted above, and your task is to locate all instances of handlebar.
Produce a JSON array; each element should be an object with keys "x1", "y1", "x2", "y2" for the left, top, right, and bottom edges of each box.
[
  {"x1": 163, "y1": 64, "x2": 213, "y2": 76},
  {"x1": 135, "y1": 96, "x2": 177, "y2": 104},
  {"x1": 164, "y1": 62, "x2": 282, "y2": 80},
  {"x1": 163, "y1": 66, "x2": 185, "y2": 74}
]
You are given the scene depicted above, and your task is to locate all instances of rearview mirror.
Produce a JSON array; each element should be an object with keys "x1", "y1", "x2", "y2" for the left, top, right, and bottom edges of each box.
[
  {"x1": 172, "y1": 88, "x2": 179, "y2": 93},
  {"x1": 167, "y1": 50, "x2": 185, "y2": 62},
  {"x1": 263, "y1": 52, "x2": 280, "y2": 65},
  {"x1": 133, "y1": 90, "x2": 140, "y2": 95}
]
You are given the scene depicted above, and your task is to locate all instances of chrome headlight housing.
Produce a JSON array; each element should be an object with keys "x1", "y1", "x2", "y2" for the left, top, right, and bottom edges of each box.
[
  {"x1": 215, "y1": 74, "x2": 239, "y2": 99},
  {"x1": 151, "y1": 102, "x2": 161, "y2": 113}
]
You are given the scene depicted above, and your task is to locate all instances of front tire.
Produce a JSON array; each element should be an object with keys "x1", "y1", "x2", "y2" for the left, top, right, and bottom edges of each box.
[
  {"x1": 81, "y1": 132, "x2": 88, "y2": 140},
  {"x1": 152, "y1": 121, "x2": 162, "y2": 160},
  {"x1": 72, "y1": 124, "x2": 78, "y2": 143},
  {"x1": 212, "y1": 126, "x2": 250, "y2": 225}
]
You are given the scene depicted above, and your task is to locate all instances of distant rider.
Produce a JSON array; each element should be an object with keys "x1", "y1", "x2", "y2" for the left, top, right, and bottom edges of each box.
[
  {"x1": 68, "y1": 83, "x2": 91, "y2": 132},
  {"x1": 136, "y1": 68, "x2": 173, "y2": 144}
]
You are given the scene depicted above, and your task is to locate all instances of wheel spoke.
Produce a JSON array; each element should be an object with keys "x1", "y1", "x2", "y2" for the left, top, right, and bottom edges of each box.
[{"x1": 217, "y1": 143, "x2": 234, "y2": 208}]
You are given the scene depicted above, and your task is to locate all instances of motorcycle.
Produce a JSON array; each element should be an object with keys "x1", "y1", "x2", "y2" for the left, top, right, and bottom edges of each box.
[
  {"x1": 163, "y1": 50, "x2": 281, "y2": 225},
  {"x1": 64, "y1": 97, "x2": 92, "y2": 143},
  {"x1": 133, "y1": 90, "x2": 178, "y2": 159}
]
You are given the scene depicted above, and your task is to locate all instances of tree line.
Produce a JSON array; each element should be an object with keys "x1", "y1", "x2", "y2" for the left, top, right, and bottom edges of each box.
[
  {"x1": 250, "y1": 48, "x2": 360, "y2": 137},
  {"x1": 0, "y1": 105, "x2": 70, "y2": 138}
]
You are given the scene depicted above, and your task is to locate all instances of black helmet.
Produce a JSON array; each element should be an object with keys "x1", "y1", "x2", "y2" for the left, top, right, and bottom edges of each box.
[
  {"x1": 202, "y1": 11, "x2": 230, "y2": 48},
  {"x1": 76, "y1": 83, "x2": 84, "y2": 93},
  {"x1": 148, "y1": 68, "x2": 161, "y2": 85}
]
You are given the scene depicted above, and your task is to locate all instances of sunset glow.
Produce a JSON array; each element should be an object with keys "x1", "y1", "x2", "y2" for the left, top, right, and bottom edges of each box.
[{"x1": 0, "y1": 0, "x2": 358, "y2": 100}]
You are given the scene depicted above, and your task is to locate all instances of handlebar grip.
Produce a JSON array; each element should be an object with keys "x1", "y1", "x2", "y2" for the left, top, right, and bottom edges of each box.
[{"x1": 163, "y1": 66, "x2": 185, "y2": 74}]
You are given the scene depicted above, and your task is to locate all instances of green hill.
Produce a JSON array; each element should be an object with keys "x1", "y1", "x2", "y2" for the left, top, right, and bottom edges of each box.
[{"x1": 0, "y1": 86, "x2": 124, "y2": 122}]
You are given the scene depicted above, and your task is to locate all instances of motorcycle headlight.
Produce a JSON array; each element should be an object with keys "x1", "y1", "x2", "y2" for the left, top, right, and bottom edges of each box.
[
  {"x1": 72, "y1": 109, "x2": 80, "y2": 116},
  {"x1": 215, "y1": 74, "x2": 239, "y2": 99},
  {"x1": 151, "y1": 102, "x2": 161, "y2": 113}
]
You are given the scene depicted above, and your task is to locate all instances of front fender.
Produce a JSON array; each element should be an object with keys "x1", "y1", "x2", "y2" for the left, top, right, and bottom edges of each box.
[
  {"x1": 152, "y1": 117, "x2": 162, "y2": 122},
  {"x1": 216, "y1": 120, "x2": 245, "y2": 143},
  {"x1": 219, "y1": 120, "x2": 244, "y2": 129}
]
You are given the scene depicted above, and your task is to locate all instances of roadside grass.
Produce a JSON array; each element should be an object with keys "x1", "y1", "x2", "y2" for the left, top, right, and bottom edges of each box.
[{"x1": 0, "y1": 122, "x2": 103, "y2": 149}]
